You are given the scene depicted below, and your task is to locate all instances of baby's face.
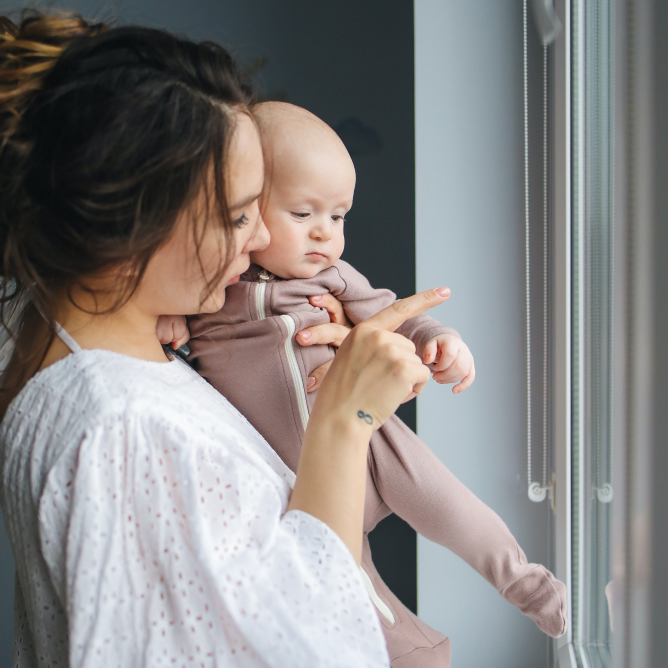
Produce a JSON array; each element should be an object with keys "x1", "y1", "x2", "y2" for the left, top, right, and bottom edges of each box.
[{"x1": 250, "y1": 144, "x2": 355, "y2": 279}]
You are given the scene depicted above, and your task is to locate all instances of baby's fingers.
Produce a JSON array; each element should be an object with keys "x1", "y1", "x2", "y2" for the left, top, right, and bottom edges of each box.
[
  {"x1": 452, "y1": 362, "x2": 476, "y2": 394},
  {"x1": 156, "y1": 315, "x2": 187, "y2": 346},
  {"x1": 309, "y1": 293, "x2": 350, "y2": 326},
  {"x1": 422, "y1": 339, "x2": 438, "y2": 365},
  {"x1": 173, "y1": 330, "x2": 191, "y2": 350},
  {"x1": 171, "y1": 317, "x2": 190, "y2": 349},
  {"x1": 433, "y1": 339, "x2": 459, "y2": 372}
]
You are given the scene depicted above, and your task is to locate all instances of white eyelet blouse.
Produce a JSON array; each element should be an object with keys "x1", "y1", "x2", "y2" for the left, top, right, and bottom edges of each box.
[{"x1": 0, "y1": 349, "x2": 388, "y2": 667}]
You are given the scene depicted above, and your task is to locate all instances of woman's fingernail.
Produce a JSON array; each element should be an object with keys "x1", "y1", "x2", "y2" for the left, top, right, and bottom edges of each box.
[
  {"x1": 311, "y1": 294, "x2": 323, "y2": 302},
  {"x1": 307, "y1": 376, "x2": 316, "y2": 389},
  {"x1": 298, "y1": 330, "x2": 312, "y2": 341},
  {"x1": 436, "y1": 287, "x2": 450, "y2": 297}
]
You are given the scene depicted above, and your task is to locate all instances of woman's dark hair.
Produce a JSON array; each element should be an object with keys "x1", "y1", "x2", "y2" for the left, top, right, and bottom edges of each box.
[{"x1": 0, "y1": 10, "x2": 252, "y2": 414}]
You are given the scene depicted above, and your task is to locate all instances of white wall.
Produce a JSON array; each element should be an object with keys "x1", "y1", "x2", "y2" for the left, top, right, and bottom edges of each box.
[{"x1": 415, "y1": 1, "x2": 552, "y2": 666}]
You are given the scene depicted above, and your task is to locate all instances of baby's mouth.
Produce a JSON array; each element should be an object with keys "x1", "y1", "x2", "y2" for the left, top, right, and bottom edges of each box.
[{"x1": 306, "y1": 252, "x2": 327, "y2": 260}]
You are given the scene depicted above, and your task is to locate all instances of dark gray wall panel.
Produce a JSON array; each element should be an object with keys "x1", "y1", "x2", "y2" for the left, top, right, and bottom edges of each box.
[{"x1": 0, "y1": 0, "x2": 417, "y2": 660}]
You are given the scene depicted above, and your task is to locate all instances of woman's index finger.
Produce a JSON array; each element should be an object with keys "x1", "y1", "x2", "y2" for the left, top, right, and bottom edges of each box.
[{"x1": 365, "y1": 288, "x2": 451, "y2": 332}]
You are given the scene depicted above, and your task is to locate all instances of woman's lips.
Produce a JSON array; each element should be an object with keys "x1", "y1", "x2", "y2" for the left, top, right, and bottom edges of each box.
[{"x1": 227, "y1": 262, "x2": 250, "y2": 286}]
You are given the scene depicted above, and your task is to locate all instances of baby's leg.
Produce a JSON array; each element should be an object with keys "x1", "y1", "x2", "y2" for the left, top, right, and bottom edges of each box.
[
  {"x1": 360, "y1": 530, "x2": 452, "y2": 668},
  {"x1": 366, "y1": 416, "x2": 567, "y2": 638}
]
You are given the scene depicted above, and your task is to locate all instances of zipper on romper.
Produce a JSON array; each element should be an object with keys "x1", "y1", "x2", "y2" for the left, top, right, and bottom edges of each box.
[
  {"x1": 254, "y1": 272, "x2": 309, "y2": 429},
  {"x1": 254, "y1": 271, "x2": 394, "y2": 624},
  {"x1": 359, "y1": 567, "x2": 396, "y2": 624},
  {"x1": 255, "y1": 270, "x2": 270, "y2": 321},
  {"x1": 278, "y1": 314, "x2": 310, "y2": 431}
]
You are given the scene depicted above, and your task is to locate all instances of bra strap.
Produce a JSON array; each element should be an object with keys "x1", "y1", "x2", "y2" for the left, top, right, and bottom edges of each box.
[
  {"x1": 53, "y1": 321, "x2": 82, "y2": 354},
  {"x1": 31, "y1": 298, "x2": 82, "y2": 354}
]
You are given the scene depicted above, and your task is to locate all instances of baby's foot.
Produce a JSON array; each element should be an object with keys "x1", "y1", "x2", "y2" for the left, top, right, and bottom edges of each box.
[{"x1": 500, "y1": 563, "x2": 568, "y2": 637}]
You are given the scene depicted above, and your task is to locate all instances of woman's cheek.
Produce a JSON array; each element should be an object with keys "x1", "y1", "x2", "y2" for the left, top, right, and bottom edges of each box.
[{"x1": 200, "y1": 282, "x2": 227, "y2": 313}]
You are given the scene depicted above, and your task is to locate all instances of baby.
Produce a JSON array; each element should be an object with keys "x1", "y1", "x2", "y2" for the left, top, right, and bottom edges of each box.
[{"x1": 182, "y1": 102, "x2": 567, "y2": 667}]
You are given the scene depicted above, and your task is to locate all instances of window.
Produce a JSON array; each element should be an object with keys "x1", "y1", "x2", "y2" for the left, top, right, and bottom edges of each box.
[
  {"x1": 526, "y1": 1, "x2": 615, "y2": 665},
  {"x1": 571, "y1": 0, "x2": 615, "y2": 665}
]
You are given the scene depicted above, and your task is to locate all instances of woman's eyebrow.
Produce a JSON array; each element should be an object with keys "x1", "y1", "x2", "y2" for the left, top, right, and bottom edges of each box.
[{"x1": 230, "y1": 192, "x2": 262, "y2": 210}]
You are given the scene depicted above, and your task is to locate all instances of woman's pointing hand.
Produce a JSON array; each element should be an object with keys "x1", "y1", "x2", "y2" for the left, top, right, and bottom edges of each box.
[
  {"x1": 312, "y1": 287, "x2": 451, "y2": 430},
  {"x1": 289, "y1": 287, "x2": 450, "y2": 562}
]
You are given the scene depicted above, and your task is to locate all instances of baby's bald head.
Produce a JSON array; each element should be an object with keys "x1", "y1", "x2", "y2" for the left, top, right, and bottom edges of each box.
[
  {"x1": 249, "y1": 102, "x2": 356, "y2": 279},
  {"x1": 252, "y1": 101, "x2": 353, "y2": 174}
]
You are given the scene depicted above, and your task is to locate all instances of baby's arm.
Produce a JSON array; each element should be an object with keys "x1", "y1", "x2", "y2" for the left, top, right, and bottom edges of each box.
[
  {"x1": 331, "y1": 260, "x2": 475, "y2": 391},
  {"x1": 369, "y1": 416, "x2": 568, "y2": 638}
]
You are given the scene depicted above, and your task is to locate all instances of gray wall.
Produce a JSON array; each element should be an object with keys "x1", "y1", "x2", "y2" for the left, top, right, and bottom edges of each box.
[{"x1": 415, "y1": 1, "x2": 552, "y2": 666}]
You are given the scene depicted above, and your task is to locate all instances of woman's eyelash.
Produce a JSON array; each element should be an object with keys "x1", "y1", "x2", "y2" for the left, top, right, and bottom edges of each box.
[{"x1": 234, "y1": 213, "x2": 249, "y2": 228}]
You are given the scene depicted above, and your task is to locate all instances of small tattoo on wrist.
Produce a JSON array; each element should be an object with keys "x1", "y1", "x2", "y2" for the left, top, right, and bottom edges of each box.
[{"x1": 357, "y1": 410, "x2": 373, "y2": 425}]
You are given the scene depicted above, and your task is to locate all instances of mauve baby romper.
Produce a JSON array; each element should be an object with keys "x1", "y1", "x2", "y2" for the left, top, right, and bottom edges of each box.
[{"x1": 187, "y1": 260, "x2": 567, "y2": 667}]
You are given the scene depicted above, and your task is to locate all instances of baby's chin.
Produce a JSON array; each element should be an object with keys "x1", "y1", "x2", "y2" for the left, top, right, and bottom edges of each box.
[
  {"x1": 251, "y1": 253, "x2": 334, "y2": 280},
  {"x1": 290, "y1": 257, "x2": 337, "y2": 279},
  {"x1": 256, "y1": 256, "x2": 336, "y2": 280}
]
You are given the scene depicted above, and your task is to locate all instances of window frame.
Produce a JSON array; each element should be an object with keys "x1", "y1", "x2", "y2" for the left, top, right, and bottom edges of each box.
[
  {"x1": 550, "y1": 1, "x2": 616, "y2": 666},
  {"x1": 550, "y1": 3, "x2": 575, "y2": 667}
]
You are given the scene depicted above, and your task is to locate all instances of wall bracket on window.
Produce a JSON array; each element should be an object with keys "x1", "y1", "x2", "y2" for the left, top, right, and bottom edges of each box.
[
  {"x1": 528, "y1": 474, "x2": 555, "y2": 509},
  {"x1": 594, "y1": 483, "x2": 613, "y2": 504},
  {"x1": 528, "y1": 481, "x2": 547, "y2": 502},
  {"x1": 531, "y1": 0, "x2": 563, "y2": 46}
]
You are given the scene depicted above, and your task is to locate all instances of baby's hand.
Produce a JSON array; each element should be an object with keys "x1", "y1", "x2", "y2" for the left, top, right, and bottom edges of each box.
[
  {"x1": 156, "y1": 315, "x2": 190, "y2": 349},
  {"x1": 422, "y1": 334, "x2": 475, "y2": 394}
]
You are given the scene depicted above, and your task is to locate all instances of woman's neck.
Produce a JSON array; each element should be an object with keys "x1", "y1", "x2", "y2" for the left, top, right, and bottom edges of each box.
[{"x1": 44, "y1": 290, "x2": 169, "y2": 368}]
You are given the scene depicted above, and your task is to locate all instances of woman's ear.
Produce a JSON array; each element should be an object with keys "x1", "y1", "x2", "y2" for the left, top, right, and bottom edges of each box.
[{"x1": 111, "y1": 260, "x2": 137, "y2": 279}]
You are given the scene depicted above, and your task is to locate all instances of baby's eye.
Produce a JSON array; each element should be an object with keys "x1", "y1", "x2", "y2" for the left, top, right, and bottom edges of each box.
[
  {"x1": 234, "y1": 213, "x2": 249, "y2": 229},
  {"x1": 331, "y1": 215, "x2": 346, "y2": 224},
  {"x1": 291, "y1": 212, "x2": 310, "y2": 220}
]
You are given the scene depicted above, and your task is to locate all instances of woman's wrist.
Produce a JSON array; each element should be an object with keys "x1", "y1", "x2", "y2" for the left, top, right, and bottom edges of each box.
[
  {"x1": 289, "y1": 404, "x2": 373, "y2": 562},
  {"x1": 306, "y1": 402, "x2": 374, "y2": 447}
]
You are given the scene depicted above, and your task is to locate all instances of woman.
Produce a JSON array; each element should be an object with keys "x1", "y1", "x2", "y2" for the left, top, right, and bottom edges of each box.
[{"x1": 0, "y1": 11, "x2": 447, "y2": 667}]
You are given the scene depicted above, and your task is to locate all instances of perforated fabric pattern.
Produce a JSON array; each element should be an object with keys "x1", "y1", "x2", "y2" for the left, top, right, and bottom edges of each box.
[{"x1": 0, "y1": 350, "x2": 387, "y2": 667}]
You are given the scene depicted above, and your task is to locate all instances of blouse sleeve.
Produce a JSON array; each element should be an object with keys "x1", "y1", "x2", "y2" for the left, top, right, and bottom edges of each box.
[{"x1": 43, "y1": 415, "x2": 388, "y2": 668}]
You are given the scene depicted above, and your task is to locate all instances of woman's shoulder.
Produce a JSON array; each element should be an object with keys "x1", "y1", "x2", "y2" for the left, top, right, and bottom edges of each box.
[
  {"x1": 1, "y1": 348, "x2": 285, "y2": 475},
  {"x1": 2, "y1": 349, "x2": 201, "y2": 442}
]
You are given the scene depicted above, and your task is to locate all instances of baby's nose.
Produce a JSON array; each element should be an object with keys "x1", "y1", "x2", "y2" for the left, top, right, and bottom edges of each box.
[{"x1": 311, "y1": 223, "x2": 333, "y2": 241}]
